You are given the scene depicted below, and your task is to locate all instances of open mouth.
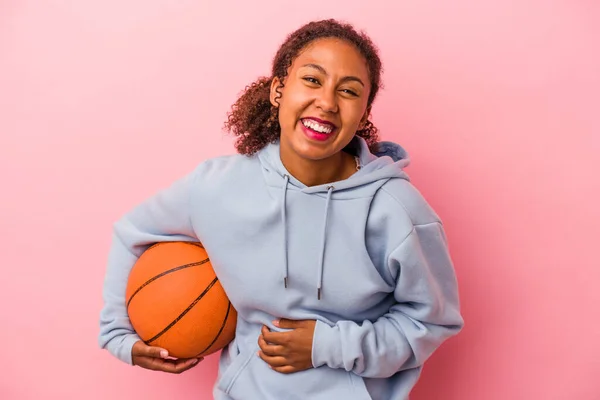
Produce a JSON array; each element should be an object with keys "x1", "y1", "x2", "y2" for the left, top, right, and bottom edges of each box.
[{"x1": 300, "y1": 118, "x2": 337, "y2": 135}]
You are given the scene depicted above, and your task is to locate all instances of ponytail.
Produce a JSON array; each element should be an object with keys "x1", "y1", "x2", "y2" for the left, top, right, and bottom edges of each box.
[{"x1": 225, "y1": 77, "x2": 280, "y2": 155}]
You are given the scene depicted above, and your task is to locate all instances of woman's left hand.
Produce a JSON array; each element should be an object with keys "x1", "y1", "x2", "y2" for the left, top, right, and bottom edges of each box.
[{"x1": 258, "y1": 318, "x2": 316, "y2": 374}]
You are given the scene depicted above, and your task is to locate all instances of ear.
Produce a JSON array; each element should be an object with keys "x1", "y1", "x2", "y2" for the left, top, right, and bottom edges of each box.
[
  {"x1": 270, "y1": 76, "x2": 283, "y2": 108},
  {"x1": 359, "y1": 106, "x2": 371, "y2": 130}
]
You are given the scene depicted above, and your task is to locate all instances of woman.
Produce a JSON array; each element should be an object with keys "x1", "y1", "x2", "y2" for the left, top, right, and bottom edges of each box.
[{"x1": 99, "y1": 19, "x2": 464, "y2": 400}]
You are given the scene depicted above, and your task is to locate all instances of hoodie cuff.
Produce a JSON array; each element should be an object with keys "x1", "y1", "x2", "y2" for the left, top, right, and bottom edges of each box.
[
  {"x1": 105, "y1": 333, "x2": 141, "y2": 365},
  {"x1": 312, "y1": 320, "x2": 343, "y2": 369}
]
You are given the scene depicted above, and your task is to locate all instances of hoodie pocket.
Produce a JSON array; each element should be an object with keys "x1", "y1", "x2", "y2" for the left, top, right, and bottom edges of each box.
[
  {"x1": 216, "y1": 344, "x2": 259, "y2": 395},
  {"x1": 224, "y1": 351, "x2": 373, "y2": 400}
]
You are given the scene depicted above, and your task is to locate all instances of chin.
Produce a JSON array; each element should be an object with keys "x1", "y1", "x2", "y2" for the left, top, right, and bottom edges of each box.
[{"x1": 290, "y1": 137, "x2": 337, "y2": 160}]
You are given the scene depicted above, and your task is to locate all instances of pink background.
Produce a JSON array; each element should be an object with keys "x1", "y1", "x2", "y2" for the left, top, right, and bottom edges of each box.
[{"x1": 1, "y1": 1, "x2": 599, "y2": 399}]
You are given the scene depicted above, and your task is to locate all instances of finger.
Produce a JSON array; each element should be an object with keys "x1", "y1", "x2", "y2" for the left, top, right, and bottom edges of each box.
[
  {"x1": 261, "y1": 330, "x2": 290, "y2": 346},
  {"x1": 257, "y1": 351, "x2": 287, "y2": 368},
  {"x1": 261, "y1": 325, "x2": 270, "y2": 336},
  {"x1": 271, "y1": 365, "x2": 296, "y2": 374},
  {"x1": 148, "y1": 357, "x2": 201, "y2": 374},
  {"x1": 258, "y1": 335, "x2": 285, "y2": 356},
  {"x1": 133, "y1": 356, "x2": 169, "y2": 371},
  {"x1": 148, "y1": 347, "x2": 169, "y2": 359},
  {"x1": 170, "y1": 357, "x2": 202, "y2": 374},
  {"x1": 261, "y1": 325, "x2": 286, "y2": 346},
  {"x1": 132, "y1": 341, "x2": 169, "y2": 359}
]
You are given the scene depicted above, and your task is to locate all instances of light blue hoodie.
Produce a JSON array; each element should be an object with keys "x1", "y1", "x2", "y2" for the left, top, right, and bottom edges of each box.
[{"x1": 99, "y1": 136, "x2": 464, "y2": 400}]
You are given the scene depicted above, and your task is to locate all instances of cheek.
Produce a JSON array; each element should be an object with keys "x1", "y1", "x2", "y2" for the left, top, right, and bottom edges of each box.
[
  {"x1": 277, "y1": 102, "x2": 296, "y2": 131},
  {"x1": 279, "y1": 86, "x2": 311, "y2": 120},
  {"x1": 341, "y1": 103, "x2": 367, "y2": 129}
]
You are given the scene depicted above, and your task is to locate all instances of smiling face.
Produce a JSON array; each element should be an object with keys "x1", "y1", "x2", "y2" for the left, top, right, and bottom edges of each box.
[{"x1": 270, "y1": 38, "x2": 371, "y2": 163}]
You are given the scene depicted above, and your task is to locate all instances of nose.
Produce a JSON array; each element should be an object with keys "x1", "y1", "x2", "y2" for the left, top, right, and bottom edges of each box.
[{"x1": 315, "y1": 87, "x2": 338, "y2": 114}]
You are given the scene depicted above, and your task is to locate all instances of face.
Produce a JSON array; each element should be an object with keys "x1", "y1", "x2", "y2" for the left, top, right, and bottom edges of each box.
[{"x1": 270, "y1": 38, "x2": 371, "y2": 162}]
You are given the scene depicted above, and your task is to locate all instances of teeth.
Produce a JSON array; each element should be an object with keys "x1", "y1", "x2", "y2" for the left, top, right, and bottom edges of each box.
[{"x1": 303, "y1": 119, "x2": 333, "y2": 134}]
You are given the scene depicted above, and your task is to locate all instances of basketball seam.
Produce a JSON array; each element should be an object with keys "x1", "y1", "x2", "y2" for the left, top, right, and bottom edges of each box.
[
  {"x1": 146, "y1": 241, "x2": 205, "y2": 251},
  {"x1": 145, "y1": 277, "x2": 219, "y2": 344},
  {"x1": 126, "y1": 258, "x2": 210, "y2": 309},
  {"x1": 197, "y1": 301, "x2": 233, "y2": 357}
]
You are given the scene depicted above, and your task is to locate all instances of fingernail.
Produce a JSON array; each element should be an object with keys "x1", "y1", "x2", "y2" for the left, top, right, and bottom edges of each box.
[
  {"x1": 160, "y1": 350, "x2": 168, "y2": 358},
  {"x1": 272, "y1": 319, "x2": 280, "y2": 327},
  {"x1": 192, "y1": 358, "x2": 199, "y2": 365}
]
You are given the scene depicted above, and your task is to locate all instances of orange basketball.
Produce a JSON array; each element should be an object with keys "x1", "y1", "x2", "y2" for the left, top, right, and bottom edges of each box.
[{"x1": 126, "y1": 241, "x2": 237, "y2": 359}]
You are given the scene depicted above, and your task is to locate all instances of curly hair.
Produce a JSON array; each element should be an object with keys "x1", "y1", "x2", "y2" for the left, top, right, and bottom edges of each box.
[{"x1": 224, "y1": 19, "x2": 383, "y2": 155}]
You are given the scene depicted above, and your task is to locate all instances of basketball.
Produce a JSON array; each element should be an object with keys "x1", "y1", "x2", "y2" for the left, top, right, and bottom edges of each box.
[{"x1": 126, "y1": 241, "x2": 237, "y2": 359}]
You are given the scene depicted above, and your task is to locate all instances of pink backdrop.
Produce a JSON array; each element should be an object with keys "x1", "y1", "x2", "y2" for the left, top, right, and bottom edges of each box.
[{"x1": 1, "y1": 1, "x2": 599, "y2": 399}]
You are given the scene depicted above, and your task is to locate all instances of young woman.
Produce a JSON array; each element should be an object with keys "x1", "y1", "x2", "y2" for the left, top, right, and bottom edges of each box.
[{"x1": 99, "y1": 19, "x2": 464, "y2": 400}]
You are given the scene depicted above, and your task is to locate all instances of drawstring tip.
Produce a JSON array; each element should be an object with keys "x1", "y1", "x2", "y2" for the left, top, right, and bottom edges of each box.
[
  {"x1": 317, "y1": 288, "x2": 321, "y2": 300},
  {"x1": 284, "y1": 277, "x2": 288, "y2": 288}
]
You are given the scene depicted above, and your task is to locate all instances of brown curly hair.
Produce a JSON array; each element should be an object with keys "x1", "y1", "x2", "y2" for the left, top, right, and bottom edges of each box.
[{"x1": 224, "y1": 19, "x2": 383, "y2": 155}]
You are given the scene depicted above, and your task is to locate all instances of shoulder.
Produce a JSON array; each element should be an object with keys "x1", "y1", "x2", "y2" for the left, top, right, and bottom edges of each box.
[
  {"x1": 196, "y1": 153, "x2": 255, "y2": 173},
  {"x1": 188, "y1": 153, "x2": 262, "y2": 199},
  {"x1": 376, "y1": 178, "x2": 441, "y2": 226},
  {"x1": 192, "y1": 153, "x2": 259, "y2": 181}
]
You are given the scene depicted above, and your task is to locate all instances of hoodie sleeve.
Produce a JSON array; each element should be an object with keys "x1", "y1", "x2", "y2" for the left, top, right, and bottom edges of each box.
[
  {"x1": 311, "y1": 221, "x2": 464, "y2": 378},
  {"x1": 98, "y1": 167, "x2": 200, "y2": 365}
]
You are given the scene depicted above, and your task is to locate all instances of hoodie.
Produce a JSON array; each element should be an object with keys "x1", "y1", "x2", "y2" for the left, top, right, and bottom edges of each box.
[{"x1": 98, "y1": 136, "x2": 464, "y2": 400}]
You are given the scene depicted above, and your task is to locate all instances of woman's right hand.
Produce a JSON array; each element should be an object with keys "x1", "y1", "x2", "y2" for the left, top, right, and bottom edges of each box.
[{"x1": 131, "y1": 340, "x2": 202, "y2": 374}]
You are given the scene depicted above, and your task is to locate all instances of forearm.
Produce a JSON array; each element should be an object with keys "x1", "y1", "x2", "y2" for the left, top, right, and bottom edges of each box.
[
  {"x1": 312, "y1": 307, "x2": 462, "y2": 378},
  {"x1": 98, "y1": 168, "x2": 200, "y2": 364}
]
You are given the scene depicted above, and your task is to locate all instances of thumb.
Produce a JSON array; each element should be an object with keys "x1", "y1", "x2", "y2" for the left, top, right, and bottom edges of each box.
[
  {"x1": 149, "y1": 347, "x2": 169, "y2": 359},
  {"x1": 273, "y1": 318, "x2": 301, "y2": 329},
  {"x1": 133, "y1": 341, "x2": 169, "y2": 359}
]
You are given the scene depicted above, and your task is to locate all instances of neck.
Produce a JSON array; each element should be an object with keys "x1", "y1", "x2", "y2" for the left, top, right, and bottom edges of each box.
[{"x1": 279, "y1": 145, "x2": 355, "y2": 187}]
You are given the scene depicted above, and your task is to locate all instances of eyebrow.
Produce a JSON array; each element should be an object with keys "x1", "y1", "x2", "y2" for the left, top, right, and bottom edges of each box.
[{"x1": 301, "y1": 63, "x2": 365, "y2": 87}]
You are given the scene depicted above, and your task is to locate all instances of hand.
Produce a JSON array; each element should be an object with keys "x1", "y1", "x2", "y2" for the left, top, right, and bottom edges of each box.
[
  {"x1": 258, "y1": 318, "x2": 316, "y2": 374},
  {"x1": 131, "y1": 340, "x2": 202, "y2": 374}
]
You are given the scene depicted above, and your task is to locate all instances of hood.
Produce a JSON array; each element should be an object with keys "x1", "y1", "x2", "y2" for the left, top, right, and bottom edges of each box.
[{"x1": 258, "y1": 135, "x2": 410, "y2": 195}]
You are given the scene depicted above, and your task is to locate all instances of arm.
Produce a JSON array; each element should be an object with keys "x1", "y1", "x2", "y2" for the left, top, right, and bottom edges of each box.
[
  {"x1": 98, "y1": 167, "x2": 200, "y2": 365},
  {"x1": 311, "y1": 222, "x2": 464, "y2": 378}
]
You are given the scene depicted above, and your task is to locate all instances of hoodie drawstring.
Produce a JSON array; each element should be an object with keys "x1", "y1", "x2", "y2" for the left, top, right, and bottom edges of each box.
[
  {"x1": 281, "y1": 174, "x2": 290, "y2": 289},
  {"x1": 280, "y1": 176, "x2": 334, "y2": 300},
  {"x1": 317, "y1": 185, "x2": 334, "y2": 300}
]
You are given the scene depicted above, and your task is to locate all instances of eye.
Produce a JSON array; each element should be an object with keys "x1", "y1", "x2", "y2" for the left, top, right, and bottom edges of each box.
[
  {"x1": 340, "y1": 88, "x2": 359, "y2": 97},
  {"x1": 302, "y1": 76, "x2": 320, "y2": 85}
]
